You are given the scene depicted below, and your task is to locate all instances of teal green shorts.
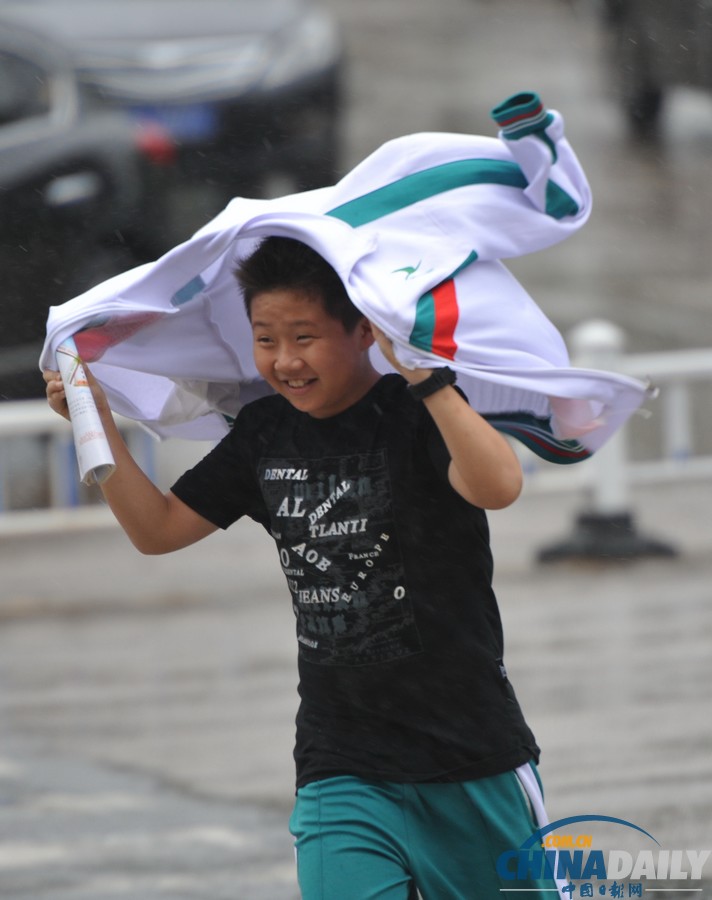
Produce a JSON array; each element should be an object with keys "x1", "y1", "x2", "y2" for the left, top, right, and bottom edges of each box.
[{"x1": 289, "y1": 767, "x2": 559, "y2": 900}]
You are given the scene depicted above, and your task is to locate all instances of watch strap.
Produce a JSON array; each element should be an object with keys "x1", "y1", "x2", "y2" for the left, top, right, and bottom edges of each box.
[{"x1": 407, "y1": 366, "x2": 457, "y2": 401}]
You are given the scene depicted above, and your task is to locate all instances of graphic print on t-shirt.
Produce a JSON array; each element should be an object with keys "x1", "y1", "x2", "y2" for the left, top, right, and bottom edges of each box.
[{"x1": 259, "y1": 450, "x2": 422, "y2": 666}]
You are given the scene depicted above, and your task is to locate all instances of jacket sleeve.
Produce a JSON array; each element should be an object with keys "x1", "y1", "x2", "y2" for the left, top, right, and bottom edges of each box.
[
  {"x1": 420, "y1": 91, "x2": 593, "y2": 262},
  {"x1": 490, "y1": 91, "x2": 592, "y2": 231}
]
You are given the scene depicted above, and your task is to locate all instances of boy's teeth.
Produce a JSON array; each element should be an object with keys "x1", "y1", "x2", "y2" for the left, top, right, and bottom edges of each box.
[{"x1": 288, "y1": 379, "x2": 309, "y2": 387}]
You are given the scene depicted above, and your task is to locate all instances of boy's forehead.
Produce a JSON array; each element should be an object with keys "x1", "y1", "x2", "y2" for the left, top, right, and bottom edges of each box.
[
  {"x1": 251, "y1": 315, "x2": 321, "y2": 329},
  {"x1": 250, "y1": 289, "x2": 328, "y2": 326}
]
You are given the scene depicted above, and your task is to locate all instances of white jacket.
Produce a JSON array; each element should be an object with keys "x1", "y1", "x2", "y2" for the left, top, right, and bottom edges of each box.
[{"x1": 41, "y1": 92, "x2": 649, "y2": 460}]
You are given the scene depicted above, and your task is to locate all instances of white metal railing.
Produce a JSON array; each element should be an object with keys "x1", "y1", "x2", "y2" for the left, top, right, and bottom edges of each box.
[
  {"x1": 0, "y1": 402, "x2": 157, "y2": 529},
  {"x1": 0, "y1": 320, "x2": 710, "y2": 535}
]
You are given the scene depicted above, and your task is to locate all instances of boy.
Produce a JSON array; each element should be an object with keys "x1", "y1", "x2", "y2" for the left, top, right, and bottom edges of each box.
[{"x1": 45, "y1": 236, "x2": 559, "y2": 899}]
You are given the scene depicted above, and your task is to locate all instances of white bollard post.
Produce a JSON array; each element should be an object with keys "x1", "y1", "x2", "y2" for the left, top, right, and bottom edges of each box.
[
  {"x1": 538, "y1": 318, "x2": 677, "y2": 562},
  {"x1": 569, "y1": 320, "x2": 630, "y2": 517}
]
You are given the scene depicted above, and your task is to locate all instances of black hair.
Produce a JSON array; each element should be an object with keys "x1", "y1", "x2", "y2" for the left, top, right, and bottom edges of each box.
[{"x1": 235, "y1": 236, "x2": 364, "y2": 333}]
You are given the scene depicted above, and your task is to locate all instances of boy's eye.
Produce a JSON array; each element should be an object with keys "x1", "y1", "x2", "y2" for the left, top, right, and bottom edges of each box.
[
  {"x1": 296, "y1": 334, "x2": 314, "y2": 342},
  {"x1": 255, "y1": 335, "x2": 273, "y2": 345}
]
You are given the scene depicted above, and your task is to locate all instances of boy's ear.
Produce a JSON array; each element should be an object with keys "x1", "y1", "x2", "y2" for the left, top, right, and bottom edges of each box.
[{"x1": 359, "y1": 317, "x2": 377, "y2": 349}]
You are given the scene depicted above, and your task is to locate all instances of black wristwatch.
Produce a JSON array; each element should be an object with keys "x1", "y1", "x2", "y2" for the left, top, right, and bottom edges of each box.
[{"x1": 407, "y1": 366, "x2": 457, "y2": 401}]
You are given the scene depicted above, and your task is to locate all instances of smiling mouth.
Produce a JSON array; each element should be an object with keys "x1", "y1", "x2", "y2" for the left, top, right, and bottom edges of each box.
[{"x1": 284, "y1": 378, "x2": 316, "y2": 389}]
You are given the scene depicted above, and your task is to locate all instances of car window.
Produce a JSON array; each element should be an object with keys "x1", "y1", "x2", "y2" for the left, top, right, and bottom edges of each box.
[{"x1": 0, "y1": 51, "x2": 51, "y2": 125}]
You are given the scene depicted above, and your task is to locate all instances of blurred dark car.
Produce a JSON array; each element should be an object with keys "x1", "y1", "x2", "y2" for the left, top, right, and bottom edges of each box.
[
  {"x1": 601, "y1": 0, "x2": 712, "y2": 134},
  {"x1": 0, "y1": 22, "x2": 170, "y2": 400},
  {"x1": 0, "y1": 0, "x2": 345, "y2": 254}
]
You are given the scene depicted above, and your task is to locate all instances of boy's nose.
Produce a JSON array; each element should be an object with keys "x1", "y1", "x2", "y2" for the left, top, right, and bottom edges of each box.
[{"x1": 274, "y1": 348, "x2": 304, "y2": 374}]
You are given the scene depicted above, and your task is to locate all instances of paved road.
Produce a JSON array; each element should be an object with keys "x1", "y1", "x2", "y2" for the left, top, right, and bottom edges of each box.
[
  {"x1": 2, "y1": 0, "x2": 712, "y2": 897},
  {"x1": 2, "y1": 477, "x2": 711, "y2": 898}
]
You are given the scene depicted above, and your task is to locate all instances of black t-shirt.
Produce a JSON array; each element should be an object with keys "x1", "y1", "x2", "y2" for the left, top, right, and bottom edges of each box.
[{"x1": 172, "y1": 374, "x2": 539, "y2": 787}]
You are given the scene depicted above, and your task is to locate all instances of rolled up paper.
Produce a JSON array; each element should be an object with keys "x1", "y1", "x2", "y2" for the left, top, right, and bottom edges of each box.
[{"x1": 56, "y1": 337, "x2": 116, "y2": 485}]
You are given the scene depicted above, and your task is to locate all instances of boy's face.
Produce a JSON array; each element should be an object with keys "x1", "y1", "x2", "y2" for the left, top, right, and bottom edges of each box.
[{"x1": 250, "y1": 288, "x2": 378, "y2": 418}]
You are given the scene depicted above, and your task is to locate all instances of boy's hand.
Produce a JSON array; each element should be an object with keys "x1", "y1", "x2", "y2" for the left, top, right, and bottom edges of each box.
[
  {"x1": 43, "y1": 363, "x2": 109, "y2": 422},
  {"x1": 43, "y1": 370, "x2": 70, "y2": 420},
  {"x1": 369, "y1": 322, "x2": 432, "y2": 386}
]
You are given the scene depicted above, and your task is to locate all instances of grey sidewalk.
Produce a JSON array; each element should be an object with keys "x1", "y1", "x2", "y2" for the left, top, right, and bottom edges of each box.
[{"x1": 1, "y1": 477, "x2": 711, "y2": 898}]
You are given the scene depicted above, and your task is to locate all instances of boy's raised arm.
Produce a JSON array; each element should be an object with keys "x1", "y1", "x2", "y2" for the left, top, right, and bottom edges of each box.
[
  {"x1": 370, "y1": 325, "x2": 522, "y2": 510},
  {"x1": 43, "y1": 368, "x2": 218, "y2": 554},
  {"x1": 420, "y1": 386, "x2": 522, "y2": 510}
]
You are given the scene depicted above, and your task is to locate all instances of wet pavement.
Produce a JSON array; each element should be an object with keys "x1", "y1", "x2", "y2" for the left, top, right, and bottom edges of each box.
[
  {"x1": 1, "y1": 478, "x2": 711, "y2": 899},
  {"x1": 2, "y1": 0, "x2": 712, "y2": 897}
]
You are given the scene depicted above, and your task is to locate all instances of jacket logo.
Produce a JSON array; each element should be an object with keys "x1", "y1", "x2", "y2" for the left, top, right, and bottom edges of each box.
[{"x1": 392, "y1": 261, "x2": 421, "y2": 280}]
